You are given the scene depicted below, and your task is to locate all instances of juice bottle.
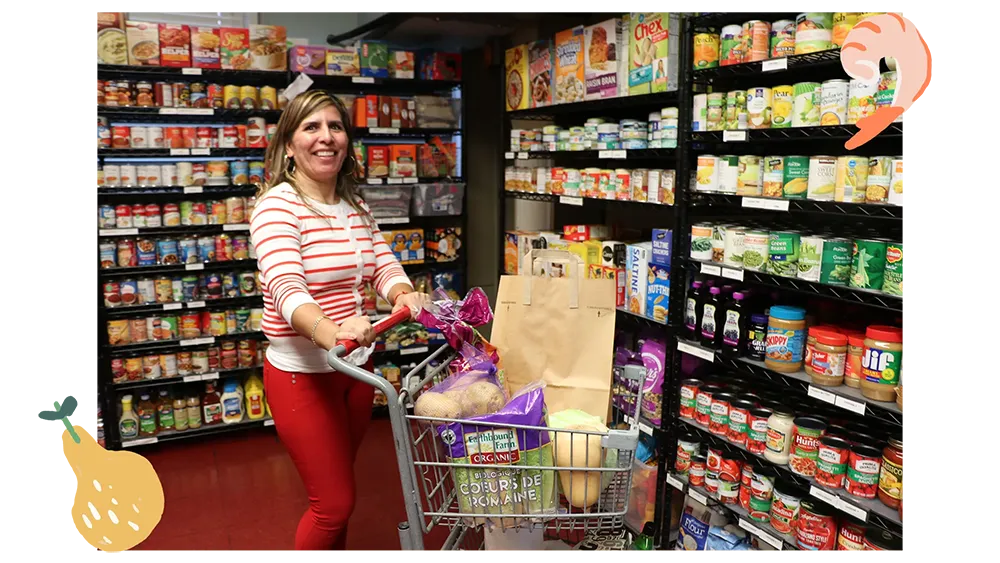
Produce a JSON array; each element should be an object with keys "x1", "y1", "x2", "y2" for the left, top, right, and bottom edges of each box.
[
  {"x1": 221, "y1": 380, "x2": 244, "y2": 424},
  {"x1": 244, "y1": 373, "x2": 266, "y2": 420},
  {"x1": 700, "y1": 286, "x2": 722, "y2": 349},
  {"x1": 119, "y1": 395, "x2": 139, "y2": 440},
  {"x1": 684, "y1": 281, "x2": 704, "y2": 341},
  {"x1": 136, "y1": 393, "x2": 158, "y2": 437},
  {"x1": 173, "y1": 397, "x2": 189, "y2": 430},
  {"x1": 202, "y1": 383, "x2": 222, "y2": 425},
  {"x1": 187, "y1": 395, "x2": 203, "y2": 429},
  {"x1": 157, "y1": 389, "x2": 175, "y2": 431}
]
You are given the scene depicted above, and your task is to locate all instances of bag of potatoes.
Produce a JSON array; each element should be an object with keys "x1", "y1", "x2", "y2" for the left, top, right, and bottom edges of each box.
[{"x1": 547, "y1": 409, "x2": 619, "y2": 509}]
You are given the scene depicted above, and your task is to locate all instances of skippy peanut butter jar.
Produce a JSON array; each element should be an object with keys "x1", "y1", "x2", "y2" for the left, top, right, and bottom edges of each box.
[{"x1": 40, "y1": 396, "x2": 165, "y2": 551}]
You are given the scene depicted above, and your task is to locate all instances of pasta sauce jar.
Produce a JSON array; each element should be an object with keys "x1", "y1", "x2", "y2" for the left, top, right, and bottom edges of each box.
[
  {"x1": 695, "y1": 384, "x2": 722, "y2": 427},
  {"x1": 845, "y1": 443, "x2": 882, "y2": 499},
  {"x1": 796, "y1": 500, "x2": 838, "y2": 550},
  {"x1": 877, "y1": 436, "x2": 902, "y2": 509}
]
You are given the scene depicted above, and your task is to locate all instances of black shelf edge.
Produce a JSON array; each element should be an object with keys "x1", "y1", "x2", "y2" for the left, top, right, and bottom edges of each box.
[
  {"x1": 99, "y1": 64, "x2": 289, "y2": 84},
  {"x1": 121, "y1": 416, "x2": 275, "y2": 448},
  {"x1": 113, "y1": 365, "x2": 263, "y2": 391},
  {"x1": 100, "y1": 259, "x2": 258, "y2": 278},
  {"x1": 506, "y1": 91, "x2": 679, "y2": 120},
  {"x1": 356, "y1": 127, "x2": 460, "y2": 138},
  {"x1": 104, "y1": 331, "x2": 266, "y2": 353},
  {"x1": 689, "y1": 192, "x2": 903, "y2": 220},
  {"x1": 358, "y1": 177, "x2": 464, "y2": 186},
  {"x1": 692, "y1": 49, "x2": 842, "y2": 81},
  {"x1": 98, "y1": 223, "x2": 250, "y2": 238},
  {"x1": 98, "y1": 148, "x2": 266, "y2": 158},
  {"x1": 689, "y1": 13, "x2": 801, "y2": 29},
  {"x1": 616, "y1": 307, "x2": 670, "y2": 328},
  {"x1": 98, "y1": 185, "x2": 257, "y2": 197},
  {"x1": 504, "y1": 148, "x2": 677, "y2": 161},
  {"x1": 304, "y1": 73, "x2": 461, "y2": 95},
  {"x1": 105, "y1": 295, "x2": 263, "y2": 318},
  {"x1": 504, "y1": 190, "x2": 678, "y2": 209},
  {"x1": 675, "y1": 338, "x2": 902, "y2": 427},
  {"x1": 689, "y1": 123, "x2": 903, "y2": 144},
  {"x1": 676, "y1": 418, "x2": 902, "y2": 534},
  {"x1": 98, "y1": 106, "x2": 284, "y2": 121}
]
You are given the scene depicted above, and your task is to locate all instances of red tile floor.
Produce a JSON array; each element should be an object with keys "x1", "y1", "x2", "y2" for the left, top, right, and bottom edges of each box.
[{"x1": 134, "y1": 416, "x2": 451, "y2": 550}]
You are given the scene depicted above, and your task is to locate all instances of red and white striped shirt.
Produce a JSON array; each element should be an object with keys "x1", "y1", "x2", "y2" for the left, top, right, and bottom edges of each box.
[{"x1": 249, "y1": 182, "x2": 410, "y2": 373}]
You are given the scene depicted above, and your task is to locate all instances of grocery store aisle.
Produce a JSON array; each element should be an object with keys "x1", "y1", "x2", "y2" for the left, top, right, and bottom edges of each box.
[{"x1": 134, "y1": 416, "x2": 446, "y2": 550}]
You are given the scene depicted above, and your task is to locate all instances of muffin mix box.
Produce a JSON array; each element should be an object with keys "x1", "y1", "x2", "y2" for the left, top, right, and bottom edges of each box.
[
  {"x1": 528, "y1": 40, "x2": 553, "y2": 108},
  {"x1": 505, "y1": 44, "x2": 529, "y2": 111},
  {"x1": 249, "y1": 25, "x2": 287, "y2": 71},
  {"x1": 327, "y1": 46, "x2": 360, "y2": 76},
  {"x1": 584, "y1": 17, "x2": 628, "y2": 100},
  {"x1": 628, "y1": 13, "x2": 680, "y2": 95},
  {"x1": 390, "y1": 50, "x2": 415, "y2": 79},
  {"x1": 190, "y1": 27, "x2": 221, "y2": 69},
  {"x1": 289, "y1": 45, "x2": 327, "y2": 74},
  {"x1": 159, "y1": 24, "x2": 191, "y2": 68},
  {"x1": 97, "y1": 12, "x2": 127, "y2": 65},
  {"x1": 553, "y1": 26, "x2": 585, "y2": 105},
  {"x1": 125, "y1": 21, "x2": 160, "y2": 66},
  {"x1": 220, "y1": 28, "x2": 250, "y2": 70}
]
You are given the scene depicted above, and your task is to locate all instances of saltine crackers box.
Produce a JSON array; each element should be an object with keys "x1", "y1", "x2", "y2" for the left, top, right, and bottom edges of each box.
[
  {"x1": 628, "y1": 13, "x2": 680, "y2": 95},
  {"x1": 626, "y1": 243, "x2": 651, "y2": 316}
]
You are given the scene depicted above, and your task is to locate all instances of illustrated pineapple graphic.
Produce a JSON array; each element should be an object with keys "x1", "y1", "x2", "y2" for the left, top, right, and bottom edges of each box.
[{"x1": 39, "y1": 396, "x2": 164, "y2": 552}]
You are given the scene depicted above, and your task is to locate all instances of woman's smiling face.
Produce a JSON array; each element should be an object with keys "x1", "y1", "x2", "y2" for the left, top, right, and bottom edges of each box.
[{"x1": 286, "y1": 104, "x2": 348, "y2": 184}]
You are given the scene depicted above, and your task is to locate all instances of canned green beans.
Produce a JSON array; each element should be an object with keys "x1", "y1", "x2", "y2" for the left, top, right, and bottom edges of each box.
[
  {"x1": 768, "y1": 231, "x2": 801, "y2": 278},
  {"x1": 849, "y1": 239, "x2": 888, "y2": 290}
]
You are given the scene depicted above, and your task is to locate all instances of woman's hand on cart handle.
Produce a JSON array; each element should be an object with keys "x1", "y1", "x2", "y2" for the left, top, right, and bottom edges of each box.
[
  {"x1": 392, "y1": 291, "x2": 432, "y2": 320},
  {"x1": 335, "y1": 308, "x2": 412, "y2": 356}
]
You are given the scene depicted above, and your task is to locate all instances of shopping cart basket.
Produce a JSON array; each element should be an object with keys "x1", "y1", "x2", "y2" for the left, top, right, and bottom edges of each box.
[{"x1": 328, "y1": 308, "x2": 644, "y2": 550}]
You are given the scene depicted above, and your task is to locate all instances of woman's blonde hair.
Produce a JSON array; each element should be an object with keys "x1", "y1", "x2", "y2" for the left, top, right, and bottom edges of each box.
[{"x1": 253, "y1": 89, "x2": 373, "y2": 226}]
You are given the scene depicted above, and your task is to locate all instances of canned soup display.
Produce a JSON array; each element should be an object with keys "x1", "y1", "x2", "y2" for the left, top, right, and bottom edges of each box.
[
  {"x1": 102, "y1": 119, "x2": 274, "y2": 151},
  {"x1": 100, "y1": 79, "x2": 287, "y2": 111},
  {"x1": 110, "y1": 340, "x2": 267, "y2": 384},
  {"x1": 99, "y1": 160, "x2": 263, "y2": 188},
  {"x1": 106, "y1": 307, "x2": 265, "y2": 347},
  {"x1": 99, "y1": 232, "x2": 254, "y2": 269},
  {"x1": 103, "y1": 270, "x2": 260, "y2": 308}
]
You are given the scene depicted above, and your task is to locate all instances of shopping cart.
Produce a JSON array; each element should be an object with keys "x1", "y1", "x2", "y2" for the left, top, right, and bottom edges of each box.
[{"x1": 328, "y1": 308, "x2": 644, "y2": 550}]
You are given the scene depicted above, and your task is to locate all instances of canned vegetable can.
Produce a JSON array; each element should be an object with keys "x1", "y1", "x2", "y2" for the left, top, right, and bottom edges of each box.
[
  {"x1": 834, "y1": 156, "x2": 869, "y2": 203},
  {"x1": 741, "y1": 231, "x2": 769, "y2": 272},
  {"x1": 792, "y1": 82, "x2": 821, "y2": 127},
  {"x1": 849, "y1": 238, "x2": 888, "y2": 290},
  {"x1": 882, "y1": 243, "x2": 902, "y2": 296},
  {"x1": 771, "y1": 85, "x2": 794, "y2": 128},
  {"x1": 768, "y1": 231, "x2": 800, "y2": 278},
  {"x1": 866, "y1": 156, "x2": 893, "y2": 203},
  {"x1": 807, "y1": 156, "x2": 837, "y2": 200},
  {"x1": 794, "y1": 13, "x2": 833, "y2": 54},
  {"x1": 718, "y1": 155, "x2": 738, "y2": 195}
]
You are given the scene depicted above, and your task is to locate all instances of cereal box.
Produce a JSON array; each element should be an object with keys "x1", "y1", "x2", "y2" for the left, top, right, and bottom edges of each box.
[
  {"x1": 584, "y1": 18, "x2": 627, "y2": 100},
  {"x1": 627, "y1": 13, "x2": 677, "y2": 95},
  {"x1": 289, "y1": 45, "x2": 327, "y2": 74},
  {"x1": 553, "y1": 26, "x2": 585, "y2": 104},
  {"x1": 367, "y1": 146, "x2": 389, "y2": 178},
  {"x1": 528, "y1": 40, "x2": 554, "y2": 108},
  {"x1": 426, "y1": 228, "x2": 462, "y2": 262},
  {"x1": 125, "y1": 21, "x2": 160, "y2": 66},
  {"x1": 220, "y1": 28, "x2": 249, "y2": 70},
  {"x1": 190, "y1": 27, "x2": 221, "y2": 69},
  {"x1": 390, "y1": 50, "x2": 415, "y2": 79},
  {"x1": 383, "y1": 229, "x2": 425, "y2": 264},
  {"x1": 389, "y1": 145, "x2": 417, "y2": 178},
  {"x1": 249, "y1": 25, "x2": 287, "y2": 71},
  {"x1": 646, "y1": 262, "x2": 670, "y2": 322},
  {"x1": 505, "y1": 44, "x2": 529, "y2": 111},
  {"x1": 626, "y1": 244, "x2": 650, "y2": 316},
  {"x1": 651, "y1": 228, "x2": 672, "y2": 267},
  {"x1": 361, "y1": 41, "x2": 389, "y2": 78},
  {"x1": 159, "y1": 24, "x2": 191, "y2": 67},
  {"x1": 97, "y1": 13, "x2": 127, "y2": 65},
  {"x1": 327, "y1": 46, "x2": 360, "y2": 76}
]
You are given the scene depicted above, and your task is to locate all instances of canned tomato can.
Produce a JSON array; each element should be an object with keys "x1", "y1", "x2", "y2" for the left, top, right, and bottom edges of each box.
[
  {"x1": 815, "y1": 435, "x2": 851, "y2": 488},
  {"x1": 124, "y1": 355, "x2": 142, "y2": 380},
  {"x1": 705, "y1": 447, "x2": 722, "y2": 494},
  {"x1": 136, "y1": 237, "x2": 157, "y2": 266},
  {"x1": 129, "y1": 317, "x2": 148, "y2": 342},
  {"x1": 176, "y1": 351, "x2": 193, "y2": 375},
  {"x1": 709, "y1": 392, "x2": 734, "y2": 437},
  {"x1": 136, "y1": 278, "x2": 156, "y2": 304},
  {"x1": 159, "y1": 352, "x2": 178, "y2": 378},
  {"x1": 224, "y1": 85, "x2": 241, "y2": 108},
  {"x1": 695, "y1": 384, "x2": 720, "y2": 427},
  {"x1": 216, "y1": 234, "x2": 233, "y2": 261},
  {"x1": 103, "y1": 282, "x2": 121, "y2": 307},
  {"x1": 116, "y1": 239, "x2": 137, "y2": 267},
  {"x1": 796, "y1": 499, "x2": 838, "y2": 550},
  {"x1": 179, "y1": 238, "x2": 199, "y2": 264},
  {"x1": 837, "y1": 519, "x2": 866, "y2": 550},
  {"x1": 719, "y1": 453, "x2": 742, "y2": 485},
  {"x1": 679, "y1": 378, "x2": 702, "y2": 421},
  {"x1": 221, "y1": 340, "x2": 239, "y2": 368},
  {"x1": 155, "y1": 81, "x2": 173, "y2": 107},
  {"x1": 789, "y1": 416, "x2": 827, "y2": 477},
  {"x1": 749, "y1": 466, "x2": 777, "y2": 522},
  {"x1": 238, "y1": 339, "x2": 257, "y2": 367},
  {"x1": 236, "y1": 307, "x2": 252, "y2": 331},
  {"x1": 162, "y1": 203, "x2": 181, "y2": 227},
  {"x1": 129, "y1": 126, "x2": 149, "y2": 148},
  {"x1": 226, "y1": 197, "x2": 246, "y2": 223},
  {"x1": 240, "y1": 85, "x2": 259, "y2": 110},
  {"x1": 190, "y1": 82, "x2": 208, "y2": 108},
  {"x1": 727, "y1": 399, "x2": 754, "y2": 446},
  {"x1": 739, "y1": 462, "x2": 754, "y2": 510},
  {"x1": 180, "y1": 313, "x2": 201, "y2": 339},
  {"x1": 144, "y1": 203, "x2": 162, "y2": 228},
  {"x1": 718, "y1": 477, "x2": 740, "y2": 505},
  {"x1": 191, "y1": 350, "x2": 209, "y2": 374},
  {"x1": 173, "y1": 82, "x2": 190, "y2": 107},
  {"x1": 230, "y1": 160, "x2": 249, "y2": 184},
  {"x1": 157, "y1": 238, "x2": 179, "y2": 265},
  {"x1": 208, "y1": 312, "x2": 227, "y2": 336},
  {"x1": 249, "y1": 161, "x2": 265, "y2": 183},
  {"x1": 207, "y1": 83, "x2": 224, "y2": 108},
  {"x1": 221, "y1": 126, "x2": 239, "y2": 148},
  {"x1": 689, "y1": 455, "x2": 707, "y2": 488},
  {"x1": 769, "y1": 479, "x2": 804, "y2": 535},
  {"x1": 845, "y1": 444, "x2": 882, "y2": 499},
  {"x1": 675, "y1": 434, "x2": 700, "y2": 475},
  {"x1": 198, "y1": 235, "x2": 216, "y2": 261}
]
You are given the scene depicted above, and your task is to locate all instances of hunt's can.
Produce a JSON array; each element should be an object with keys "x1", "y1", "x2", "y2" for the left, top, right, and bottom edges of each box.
[
  {"x1": 771, "y1": 85, "x2": 794, "y2": 128},
  {"x1": 260, "y1": 86, "x2": 278, "y2": 110},
  {"x1": 240, "y1": 85, "x2": 259, "y2": 110},
  {"x1": 742, "y1": 20, "x2": 770, "y2": 62},
  {"x1": 835, "y1": 156, "x2": 869, "y2": 203},
  {"x1": 807, "y1": 156, "x2": 837, "y2": 201},
  {"x1": 720, "y1": 25, "x2": 743, "y2": 66},
  {"x1": 770, "y1": 20, "x2": 796, "y2": 57},
  {"x1": 795, "y1": 13, "x2": 833, "y2": 54},
  {"x1": 850, "y1": 238, "x2": 888, "y2": 290},
  {"x1": 832, "y1": 12, "x2": 859, "y2": 48},
  {"x1": 762, "y1": 156, "x2": 785, "y2": 198},
  {"x1": 848, "y1": 78, "x2": 878, "y2": 124},
  {"x1": 224, "y1": 85, "x2": 240, "y2": 108},
  {"x1": 792, "y1": 82, "x2": 821, "y2": 127},
  {"x1": 782, "y1": 155, "x2": 809, "y2": 199},
  {"x1": 747, "y1": 87, "x2": 772, "y2": 129},
  {"x1": 820, "y1": 79, "x2": 849, "y2": 126}
]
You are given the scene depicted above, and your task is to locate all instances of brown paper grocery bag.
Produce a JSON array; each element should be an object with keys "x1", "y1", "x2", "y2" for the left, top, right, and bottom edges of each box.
[{"x1": 491, "y1": 250, "x2": 617, "y2": 424}]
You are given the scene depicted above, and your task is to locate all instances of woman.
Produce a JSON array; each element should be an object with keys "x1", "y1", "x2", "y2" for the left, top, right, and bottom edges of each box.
[{"x1": 249, "y1": 90, "x2": 429, "y2": 550}]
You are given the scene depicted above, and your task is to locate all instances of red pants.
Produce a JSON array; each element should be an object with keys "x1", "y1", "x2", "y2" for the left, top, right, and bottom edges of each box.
[{"x1": 264, "y1": 357, "x2": 375, "y2": 550}]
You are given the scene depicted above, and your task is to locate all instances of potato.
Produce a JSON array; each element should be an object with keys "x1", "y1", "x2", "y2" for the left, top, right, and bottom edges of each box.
[
  {"x1": 551, "y1": 424, "x2": 604, "y2": 508},
  {"x1": 413, "y1": 392, "x2": 462, "y2": 421},
  {"x1": 460, "y1": 381, "x2": 506, "y2": 417}
]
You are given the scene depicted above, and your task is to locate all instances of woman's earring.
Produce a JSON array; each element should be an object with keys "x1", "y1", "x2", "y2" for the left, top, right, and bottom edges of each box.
[{"x1": 286, "y1": 155, "x2": 295, "y2": 172}]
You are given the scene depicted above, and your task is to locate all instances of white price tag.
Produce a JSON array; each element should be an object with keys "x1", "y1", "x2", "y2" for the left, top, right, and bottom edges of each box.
[
  {"x1": 517, "y1": 152, "x2": 529, "y2": 160},
  {"x1": 400, "y1": 346, "x2": 429, "y2": 356},
  {"x1": 99, "y1": 228, "x2": 139, "y2": 236},
  {"x1": 387, "y1": 178, "x2": 403, "y2": 184},
  {"x1": 666, "y1": 474, "x2": 686, "y2": 491},
  {"x1": 177, "y1": 108, "x2": 214, "y2": 115},
  {"x1": 688, "y1": 489, "x2": 708, "y2": 505},
  {"x1": 183, "y1": 186, "x2": 204, "y2": 194},
  {"x1": 191, "y1": 148, "x2": 211, "y2": 155},
  {"x1": 223, "y1": 223, "x2": 250, "y2": 231},
  {"x1": 762, "y1": 58, "x2": 789, "y2": 72},
  {"x1": 170, "y1": 148, "x2": 190, "y2": 156},
  {"x1": 185, "y1": 263, "x2": 205, "y2": 271},
  {"x1": 597, "y1": 149, "x2": 627, "y2": 159},
  {"x1": 808, "y1": 385, "x2": 838, "y2": 405},
  {"x1": 700, "y1": 263, "x2": 721, "y2": 276},
  {"x1": 158, "y1": 108, "x2": 179, "y2": 115},
  {"x1": 201, "y1": 372, "x2": 219, "y2": 381},
  {"x1": 183, "y1": 375, "x2": 202, "y2": 383},
  {"x1": 181, "y1": 337, "x2": 215, "y2": 347},
  {"x1": 378, "y1": 217, "x2": 410, "y2": 224},
  {"x1": 181, "y1": 67, "x2": 203, "y2": 75},
  {"x1": 757, "y1": 530, "x2": 783, "y2": 550},
  {"x1": 677, "y1": 341, "x2": 715, "y2": 363},
  {"x1": 369, "y1": 127, "x2": 400, "y2": 135},
  {"x1": 505, "y1": 152, "x2": 515, "y2": 159},
  {"x1": 352, "y1": 76, "x2": 375, "y2": 84},
  {"x1": 264, "y1": 419, "x2": 275, "y2": 427},
  {"x1": 124, "y1": 437, "x2": 158, "y2": 447},
  {"x1": 836, "y1": 498, "x2": 868, "y2": 522},
  {"x1": 367, "y1": 178, "x2": 384, "y2": 185},
  {"x1": 742, "y1": 197, "x2": 790, "y2": 211},
  {"x1": 559, "y1": 196, "x2": 584, "y2": 206},
  {"x1": 722, "y1": 267, "x2": 744, "y2": 281},
  {"x1": 639, "y1": 421, "x2": 654, "y2": 435},
  {"x1": 809, "y1": 485, "x2": 840, "y2": 507},
  {"x1": 187, "y1": 301, "x2": 206, "y2": 309},
  {"x1": 723, "y1": 130, "x2": 747, "y2": 142},
  {"x1": 163, "y1": 303, "x2": 183, "y2": 311},
  {"x1": 402, "y1": 177, "x2": 418, "y2": 184},
  {"x1": 835, "y1": 395, "x2": 867, "y2": 415}
]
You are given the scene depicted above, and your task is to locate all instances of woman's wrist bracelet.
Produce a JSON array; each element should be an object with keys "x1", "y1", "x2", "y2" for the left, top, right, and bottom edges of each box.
[{"x1": 310, "y1": 315, "x2": 329, "y2": 346}]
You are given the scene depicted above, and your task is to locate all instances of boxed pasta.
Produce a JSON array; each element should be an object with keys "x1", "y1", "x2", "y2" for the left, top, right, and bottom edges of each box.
[
  {"x1": 159, "y1": 23, "x2": 191, "y2": 67},
  {"x1": 390, "y1": 50, "x2": 415, "y2": 79},
  {"x1": 528, "y1": 40, "x2": 554, "y2": 108},
  {"x1": 249, "y1": 25, "x2": 287, "y2": 71},
  {"x1": 190, "y1": 27, "x2": 221, "y2": 69},
  {"x1": 367, "y1": 146, "x2": 390, "y2": 178},
  {"x1": 220, "y1": 28, "x2": 250, "y2": 70},
  {"x1": 97, "y1": 12, "x2": 127, "y2": 65},
  {"x1": 378, "y1": 96, "x2": 392, "y2": 127},
  {"x1": 553, "y1": 26, "x2": 585, "y2": 104},
  {"x1": 505, "y1": 44, "x2": 529, "y2": 111},
  {"x1": 289, "y1": 45, "x2": 327, "y2": 74},
  {"x1": 628, "y1": 13, "x2": 680, "y2": 95},
  {"x1": 426, "y1": 228, "x2": 462, "y2": 262},
  {"x1": 389, "y1": 145, "x2": 417, "y2": 178},
  {"x1": 126, "y1": 21, "x2": 160, "y2": 66},
  {"x1": 361, "y1": 41, "x2": 389, "y2": 78},
  {"x1": 584, "y1": 17, "x2": 628, "y2": 100},
  {"x1": 327, "y1": 45, "x2": 360, "y2": 76}
]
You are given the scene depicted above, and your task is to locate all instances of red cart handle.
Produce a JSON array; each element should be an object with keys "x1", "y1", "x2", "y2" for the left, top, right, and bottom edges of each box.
[{"x1": 334, "y1": 308, "x2": 413, "y2": 356}]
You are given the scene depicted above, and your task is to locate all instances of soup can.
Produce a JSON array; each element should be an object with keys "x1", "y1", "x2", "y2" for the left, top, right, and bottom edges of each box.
[
  {"x1": 157, "y1": 238, "x2": 180, "y2": 265},
  {"x1": 211, "y1": 201, "x2": 228, "y2": 225},
  {"x1": 192, "y1": 350, "x2": 209, "y2": 374},
  {"x1": 230, "y1": 160, "x2": 249, "y2": 184},
  {"x1": 122, "y1": 355, "x2": 143, "y2": 380},
  {"x1": 176, "y1": 162, "x2": 194, "y2": 186},
  {"x1": 152, "y1": 277, "x2": 171, "y2": 303},
  {"x1": 110, "y1": 357, "x2": 126, "y2": 383},
  {"x1": 236, "y1": 307, "x2": 252, "y2": 332},
  {"x1": 136, "y1": 238, "x2": 157, "y2": 266},
  {"x1": 119, "y1": 164, "x2": 136, "y2": 187},
  {"x1": 226, "y1": 197, "x2": 246, "y2": 223},
  {"x1": 749, "y1": 466, "x2": 777, "y2": 522},
  {"x1": 128, "y1": 318, "x2": 148, "y2": 343},
  {"x1": 98, "y1": 117, "x2": 111, "y2": 148},
  {"x1": 113, "y1": 204, "x2": 132, "y2": 228},
  {"x1": 128, "y1": 126, "x2": 149, "y2": 148},
  {"x1": 175, "y1": 351, "x2": 193, "y2": 376},
  {"x1": 247, "y1": 117, "x2": 267, "y2": 148},
  {"x1": 111, "y1": 126, "x2": 130, "y2": 149},
  {"x1": 192, "y1": 163, "x2": 208, "y2": 186},
  {"x1": 207, "y1": 312, "x2": 226, "y2": 336},
  {"x1": 240, "y1": 85, "x2": 259, "y2": 110},
  {"x1": 207, "y1": 160, "x2": 229, "y2": 178},
  {"x1": 160, "y1": 315, "x2": 178, "y2": 340},
  {"x1": 135, "y1": 278, "x2": 155, "y2": 305},
  {"x1": 102, "y1": 281, "x2": 122, "y2": 307},
  {"x1": 117, "y1": 279, "x2": 137, "y2": 306},
  {"x1": 249, "y1": 161, "x2": 265, "y2": 183},
  {"x1": 116, "y1": 239, "x2": 137, "y2": 267},
  {"x1": 179, "y1": 237, "x2": 199, "y2": 264},
  {"x1": 260, "y1": 86, "x2": 278, "y2": 110},
  {"x1": 164, "y1": 127, "x2": 184, "y2": 148},
  {"x1": 196, "y1": 127, "x2": 214, "y2": 149},
  {"x1": 159, "y1": 353, "x2": 178, "y2": 378},
  {"x1": 224, "y1": 85, "x2": 241, "y2": 108},
  {"x1": 198, "y1": 235, "x2": 216, "y2": 262},
  {"x1": 232, "y1": 236, "x2": 250, "y2": 260},
  {"x1": 207, "y1": 346, "x2": 221, "y2": 370},
  {"x1": 99, "y1": 242, "x2": 116, "y2": 269},
  {"x1": 222, "y1": 272, "x2": 239, "y2": 297},
  {"x1": 235, "y1": 125, "x2": 248, "y2": 148},
  {"x1": 147, "y1": 126, "x2": 165, "y2": 149},
  {"x1": 103, "y1": 164, "x2": 121, "y2": 187},
  {"x1": 180, "y1": 313, "x2": 201, "y2": 339},
  {"x1": 161, "y1": 203, "x2": 180, "y2": 227},
  {"x1": 160, "y1": 164, "x2": 178, "y2": 187},
  {"x1": 266, "y1": 123, "x2": 278, "y2": 144},
  {"x1": 220, "y1": 126, "x2": 239, "y2": 148}
]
